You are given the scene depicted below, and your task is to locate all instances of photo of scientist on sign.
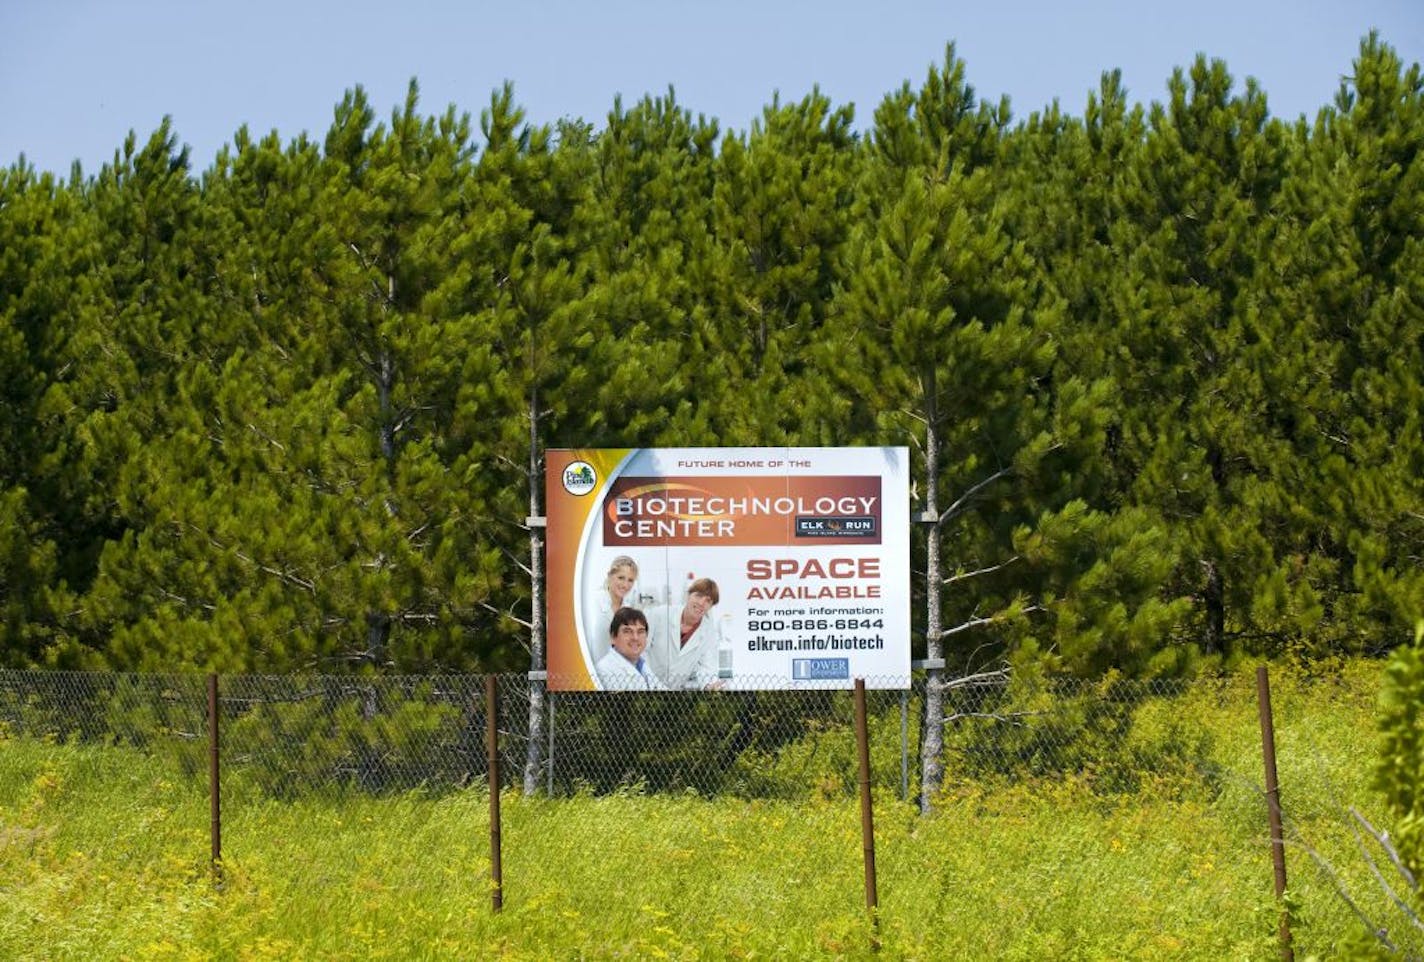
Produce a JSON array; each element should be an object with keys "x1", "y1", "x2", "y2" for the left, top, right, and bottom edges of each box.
[{"x1": 545, "y1": 448, "x2": 911, "y2": 692}]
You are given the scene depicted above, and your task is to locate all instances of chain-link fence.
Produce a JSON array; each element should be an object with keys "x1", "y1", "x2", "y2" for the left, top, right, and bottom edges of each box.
[
  {"x1": 0, "y1": 667, "x2": 1407, "y2": 956},
  {"x1": 0, "y1": 671, "x2": 529, "y2": 796}
]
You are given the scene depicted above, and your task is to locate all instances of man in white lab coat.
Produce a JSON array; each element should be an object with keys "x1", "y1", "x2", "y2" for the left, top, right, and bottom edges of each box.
[
  {"x1": 645, "y1": 577, "x2": 725, "y2": 691},
  {"x1": 595, "y1": 607, "x2": 667, "y2": 691}
]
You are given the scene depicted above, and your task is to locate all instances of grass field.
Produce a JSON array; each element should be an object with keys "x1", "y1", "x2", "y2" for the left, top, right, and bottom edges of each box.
[{"x1": 0, "y1": 664, "x2": 1406, "y2": 960}]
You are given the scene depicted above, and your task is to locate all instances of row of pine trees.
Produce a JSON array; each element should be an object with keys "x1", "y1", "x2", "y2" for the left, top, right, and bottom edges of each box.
[{"x1": 1, "y1": 37, "x2": 1419, "y2": 677}]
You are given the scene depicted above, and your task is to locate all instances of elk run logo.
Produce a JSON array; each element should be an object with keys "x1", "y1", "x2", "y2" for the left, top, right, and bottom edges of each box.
[{"x1": 794, "y1": 516, "x2": 877, "y2": 538}]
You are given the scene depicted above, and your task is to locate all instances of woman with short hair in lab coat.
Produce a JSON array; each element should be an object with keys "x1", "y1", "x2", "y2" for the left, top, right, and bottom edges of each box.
[{"x1": 645, "y1": 577, "x2": 724, "y2": 690}]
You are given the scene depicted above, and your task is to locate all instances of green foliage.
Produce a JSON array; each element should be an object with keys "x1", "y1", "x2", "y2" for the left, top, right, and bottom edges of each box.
[
  {"x1": 1017, "y1": 501, "x2": 1195, "y2": 676},
  {"x1": 547, "y1": 690, "x2": 865, "y2": 797},
  {"x1": 0, "y1": 35, "x2": 1420, "y2": 677},
  {"x1": 1375, "y1": 622, "x2": 1424, "y2": 878},
  {"x1": 0, "y1": 489, "x2": 58, "y2": 666},
  {"x1": 222, "y1": 682, "x2": 467, "y2": 797},
  {"x1": 0, "y1": 671, "x2": 1383, "y2": 960},
  {"x1": 940, "y1": 671, "x2": 1219, "y2": 799},
  {"x1": 728, "y1": 693, "x2": 908, "y2": 799},
  {"x1": 98, "y1": 677, "x2": 209, "y2": 778}
]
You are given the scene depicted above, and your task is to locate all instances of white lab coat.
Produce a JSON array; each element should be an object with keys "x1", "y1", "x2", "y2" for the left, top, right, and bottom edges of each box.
[
  {"x1": 644, "y1": 603, "x2": 723, "y2": 690},
  {"x1": 583, "y1": 588, "x2": 620, "y2": 666},
  {"x1": 595, "y1": 649, "x2": 667, "y2": 691}
]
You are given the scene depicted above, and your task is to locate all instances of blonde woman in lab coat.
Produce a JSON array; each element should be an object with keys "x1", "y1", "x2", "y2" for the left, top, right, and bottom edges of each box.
[
  {"x1": 585, "y1": 555, "x2": 639, "y2": 666},
  {"x1": 645, "y1": 577, "x2": 725, "y2": 690}
]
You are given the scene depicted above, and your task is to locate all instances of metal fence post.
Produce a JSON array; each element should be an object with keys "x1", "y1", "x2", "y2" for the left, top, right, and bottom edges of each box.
[
  {"x1": 854, "y1": 679, "x2": 879, "y2": 917},
  {"x1": 486, "y1": 675, "x2": 503, "y2": 912},
  {"x1": 1256, "y1": 666, "x2": 1293, "y2": 962},
  {"x1": 208, "y1": 672, "x2": 222, "y2": 885}
]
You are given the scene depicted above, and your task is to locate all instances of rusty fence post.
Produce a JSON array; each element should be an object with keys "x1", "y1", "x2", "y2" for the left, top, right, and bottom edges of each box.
[
  {"x1": 208, "y1": 672, "x2": 222, "y2": 885},
  {"x1": 854, "y1": 679, "x2": 879, "y2": 919},
  {"x1": 1256, "y1": 666, "x2": 1293, "y2": 961},
  {"x1": 486, "y1": 675, "x2": 504, "y2": 912}
]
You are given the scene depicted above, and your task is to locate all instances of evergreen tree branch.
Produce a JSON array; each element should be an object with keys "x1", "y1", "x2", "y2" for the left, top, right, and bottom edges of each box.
[
  {"x1": 181, "y1": 523, "x2": 317, "y2": 593},
  {"x1": 938, "y1": 605, "x2": 1041, "y2": 640},
  {"x1": 938, "y1": 465, "x2": 1015, "y2": 526},
  {"x1": 479, "y1": 600, "x2": 533, "y2": 631},
  {"x1": 494, "y1": 453, "x2": 530, "y2": 479},
  {"x1": 945, "y1": 708, "x2": 1037, "y2": 724},
  {"x1": 942, "y1": 667, "x2": 1011, "y2": 690},
  {"x1": 156, "y1": 586, "x2": 215, "y2": 613},
  {"x1": 245, "y1": 422, "x2": 286, "y2": 452},
  {"x1": 943, "y1": 556, "x2": 1019, "y2": 586},
  {"x1": 958, "y1": 642, "x2": 1002, "y2": 676},
  {"x1": 489, "y1": 542, "x2": 534, "y2": 579}
]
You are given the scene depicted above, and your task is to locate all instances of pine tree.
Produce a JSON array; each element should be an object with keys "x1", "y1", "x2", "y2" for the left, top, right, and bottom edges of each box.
[
  {"x1": 571, "y1": 88, "x2": 724, "y2": 446},
  {"x1": 3, "y1": 44, "x2": 1417, "y2": 690},
  {"x1": 997, "y1": 75, "x2": 1197, "y2": 675},
  {"x1": 832, "y1": 157, "x2": 1054, "y2": 810},
  {"x1": 703, "y1": 88, "x2": 860, "y2": 443},
  {"x1": 81, "y1": 86, "x2": 513, "y2": 672},
  {"x1": 1101, "y1": 56, "x2": 1307, "y2": 660},
  {"x1": 31, "y1": 121, "x2": 214, "y2": 666},
  {"x1": 1268, "y1": 35, "x2": 1424, "y2": 648},
  {"x1": 0, "y1": 162, "x2": 69, "y2": 664},
  {"x1": 455, "y1": 85, "x2": 609, "y2": 790}
]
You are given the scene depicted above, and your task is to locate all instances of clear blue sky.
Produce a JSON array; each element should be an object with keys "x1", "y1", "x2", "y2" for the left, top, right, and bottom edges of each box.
[{"x1": 3, "y1": 0, "x2": 1420, "y2": 177}]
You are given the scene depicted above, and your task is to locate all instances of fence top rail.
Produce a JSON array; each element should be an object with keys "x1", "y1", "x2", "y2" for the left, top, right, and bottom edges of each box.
[{"x1": 0, "y1": 667, "x2": 1218, "y2": 699}]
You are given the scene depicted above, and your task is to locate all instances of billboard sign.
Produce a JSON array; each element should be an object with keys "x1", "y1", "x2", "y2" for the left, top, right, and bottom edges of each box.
[{"x1": 545, "y1": 447, "x2": 911, "y2": 691}]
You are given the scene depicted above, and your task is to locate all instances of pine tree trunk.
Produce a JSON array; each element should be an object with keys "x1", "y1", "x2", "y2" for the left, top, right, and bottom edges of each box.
[
  {"x1": 1203, "y1": 444, "x2": 1226, "y2": 655},
  {"x1": 918, "y1": 374, "x2": 945, "y2": 815},
  {"x1": 369, "y1": 286, "x2": 396, "y2": 673},
  {"x1": 377, "y1": 349, "x2": 396, "y2": 462},
  {"x1": 1203, "y1": 559, "x2": 1225, "y2": 655},
  {"x1": 523, "y1": 389, "x2": 546, "y2": 795}
]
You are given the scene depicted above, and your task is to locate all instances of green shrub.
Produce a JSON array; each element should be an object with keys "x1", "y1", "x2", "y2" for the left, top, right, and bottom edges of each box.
[
  {"x1": 726, "y1": 692, "x2": 909, "y2": 799},
  {"x1": 941, "y1": 670, "x2": 1219, "y2": 800},
  {"x1": 1346, "y1": 621, "x2": 1424, "y2": 956},
  {"x1": 223, "y1": 682, "x2": 467, "y2": 797},
  {"x1": 1376, "y1": 622, "x2": 1424, "y2": 877}
]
